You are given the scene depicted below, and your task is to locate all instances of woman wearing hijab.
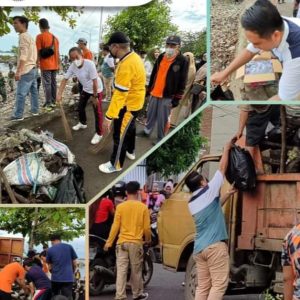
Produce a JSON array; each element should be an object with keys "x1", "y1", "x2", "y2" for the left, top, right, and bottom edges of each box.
[{"x1": 170, "y1": 52, "x2": 196, "y2": 127}]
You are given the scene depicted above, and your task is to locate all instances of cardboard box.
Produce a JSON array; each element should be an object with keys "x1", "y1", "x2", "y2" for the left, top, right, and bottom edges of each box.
[{"x1": 236, "y1": 51, "x2": 282, "y2": 87}]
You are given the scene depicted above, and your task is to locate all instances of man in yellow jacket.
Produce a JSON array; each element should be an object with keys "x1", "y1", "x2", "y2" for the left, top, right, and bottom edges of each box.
[
  {"x1": 104, "y1": 181, "x2": 151, "y2": 300},
  {"x1": 99, "y1": 32, "x2": 146, "y2": 174}
]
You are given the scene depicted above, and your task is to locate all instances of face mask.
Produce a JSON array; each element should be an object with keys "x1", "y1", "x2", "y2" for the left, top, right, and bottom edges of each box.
[
  {"x1": 73, "y1": 59, "x2": 82, "y2": 68},
  {"x1": 165, "y1": 48, "x2": 176, "y2": 58}
]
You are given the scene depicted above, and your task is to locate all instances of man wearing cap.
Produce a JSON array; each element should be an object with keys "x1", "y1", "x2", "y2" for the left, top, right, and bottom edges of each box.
[
  {"x1": 76, "y1": 38, "x2": 94, "y2": 95},
  {"x1": 138, "y1": 35, "x2": 189, "y2": 144},
  {"x1": 36, "y1": 18, "x2": 60, "y2": 111},
  {"x1": 76, "y1": 38, "x2": 93, "y2": 61},
  {"x1": 99, "y1": 32, "x2": 146, "y2": 174}
]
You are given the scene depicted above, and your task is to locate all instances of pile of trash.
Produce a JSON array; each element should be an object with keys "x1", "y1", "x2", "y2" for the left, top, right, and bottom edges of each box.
[
  {"x1": 0, "y1": 129, "x2": 85, "y2": 204},
  {"x1": 211, "y1": 0, "x2": 242, "y2": 73},
  {"x1": 261, "y1": 106, "x2": 300, "y2": 174}
]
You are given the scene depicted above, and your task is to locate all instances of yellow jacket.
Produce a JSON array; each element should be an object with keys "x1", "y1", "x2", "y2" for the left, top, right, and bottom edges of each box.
[
  {"x1": 106, "y1": 200, "x2": 151, "y2": 246},
  {"x1": 105, "y1": 52, "x2": 146, "y2": 120}
]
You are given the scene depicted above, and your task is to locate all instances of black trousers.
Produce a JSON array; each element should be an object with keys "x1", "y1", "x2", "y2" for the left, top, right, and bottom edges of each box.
[
  {"x1": 51, "y1": 282, "x2": 73, "y2": 300},
  {"x1": 0, "y1": 290, "x2": 11, "y2": 300},
  {"x1": 110, "y1": 107, "x2": 138, "y2": 168},
  {"x1": 78, "y1": 90, "x2": 103, "y2": 135}
]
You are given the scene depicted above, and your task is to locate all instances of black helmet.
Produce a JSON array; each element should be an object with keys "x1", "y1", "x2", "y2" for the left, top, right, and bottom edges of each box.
[{"x1": 112, "y1": 181, "x2": 126, "y2": 198}]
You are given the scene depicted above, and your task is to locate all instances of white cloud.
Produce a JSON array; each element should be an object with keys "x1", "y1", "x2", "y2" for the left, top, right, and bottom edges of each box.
[{"x1": 0, "y1": 1, "x2": 206, "y2": 54}]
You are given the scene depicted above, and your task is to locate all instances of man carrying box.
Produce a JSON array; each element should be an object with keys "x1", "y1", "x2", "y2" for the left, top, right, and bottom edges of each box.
[{"x1": 211, "y1": 0, "x2": 300, "y2": 101}]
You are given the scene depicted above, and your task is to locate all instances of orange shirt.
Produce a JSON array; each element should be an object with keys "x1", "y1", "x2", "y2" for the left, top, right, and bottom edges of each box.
[
  {"x1": 36, "y1": 32, "x2": 60, "y2": 71},
  {"x1": 82, "y1": 48, "x2": 93, "y2": 60},
  {"x1": 151, "y1": 55, "x2": 176, "y2": 98},
  {"x1": 0, "y1": 262, "x2": 25, "y2": 293}
]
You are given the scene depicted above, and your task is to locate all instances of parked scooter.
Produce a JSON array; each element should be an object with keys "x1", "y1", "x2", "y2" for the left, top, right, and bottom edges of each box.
[{"x1": 89, "y1": 234, "x2": 153, "y2": 296}]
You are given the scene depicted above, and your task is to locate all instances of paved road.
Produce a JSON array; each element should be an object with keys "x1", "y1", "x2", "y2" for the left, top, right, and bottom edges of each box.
[
  {"x1": 41, "y1": 102, "x2": 157, "y2": 201},
  {"x1": 90, "y1": 262, "x2": 263, "y2": 300},
  {"x1": 90, "y1": 263, "x2": 185, "y2": 300}
]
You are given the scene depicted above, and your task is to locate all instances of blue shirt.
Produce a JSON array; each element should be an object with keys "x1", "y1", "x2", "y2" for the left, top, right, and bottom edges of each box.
[
  {"x1": 25, "y1": 266, "x2": 51, "y2": 289},
  {"x1": 188, "y1": 170, "x2": 228, "y2": 254},
  {"x1": 46, "y1": 243, "x2": 78, "y2": 282}
]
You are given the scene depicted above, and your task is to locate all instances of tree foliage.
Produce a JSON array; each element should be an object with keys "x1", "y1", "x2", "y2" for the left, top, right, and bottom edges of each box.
[
  {"x1": 146, "y1": 114, "x2": 206, "y2": 177},
  {"x1": 0, "y1": 7, "x2": 82, "y2": 37},
  {"x1": 104, "y1": 0, "x2": 178, "y2": 53},
  {"x1": 0, "y1": 208, "x2": 85, "y2": 248},
  {"x1": 180, "y1": 30, "x2": 207, "y2": 58}
]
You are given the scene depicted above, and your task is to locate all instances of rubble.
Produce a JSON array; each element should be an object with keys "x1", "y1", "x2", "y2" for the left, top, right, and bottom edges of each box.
[
  {"x1": 211, "y1": 0, "x2": 242, "y2": 73},
  {"x1": 0, "y1": 128, "x2": 84, "y2": 204}
]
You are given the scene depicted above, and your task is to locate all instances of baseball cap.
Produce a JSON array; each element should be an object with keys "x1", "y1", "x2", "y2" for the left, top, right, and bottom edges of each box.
[
  {"x1": 166, "y1": 35, "x2": 181, "y2": 45},
  {"x1": 107, "y1": 32, "x2": 130, "y2": 45},
  {"x1": 76, "y1": 38, "x2": 88, "y2": 45}
]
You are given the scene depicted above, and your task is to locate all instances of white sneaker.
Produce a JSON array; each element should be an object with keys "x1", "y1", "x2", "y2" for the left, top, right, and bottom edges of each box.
[
  {"x1": 91, "y1": 133, "x2": 103, "y2": 145},
  {"x1": 72, "y1": 122, "x2": 87, "y2": 131},
  {"x1": 99, "y1": 161, "x2": 122, "y2": 174},
  {"x1": 126, "y1": 151, "x2": 136, "y2": 160}
]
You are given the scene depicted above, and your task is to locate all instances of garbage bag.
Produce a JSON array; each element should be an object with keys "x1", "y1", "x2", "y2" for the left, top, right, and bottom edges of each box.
[
  {"x1": 225, "y1": 145, "x2": 256, "y2": 191},
  {"x1": 54, "y1": 165, "x2": 85, "y2": 204},
  {"x1": 3, "y1": 153, "x2": 68, "y2": 186}
]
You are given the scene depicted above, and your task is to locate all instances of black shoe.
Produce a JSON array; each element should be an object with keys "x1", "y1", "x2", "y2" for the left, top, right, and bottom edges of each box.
[{"x1": 133, "y1": 293, "x2": 149, "y2": 300}]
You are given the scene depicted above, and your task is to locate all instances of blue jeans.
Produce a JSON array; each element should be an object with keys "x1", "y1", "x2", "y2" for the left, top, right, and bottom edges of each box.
[{"x1": 13, "y1": 68, "x2": 39, "y2": 118}]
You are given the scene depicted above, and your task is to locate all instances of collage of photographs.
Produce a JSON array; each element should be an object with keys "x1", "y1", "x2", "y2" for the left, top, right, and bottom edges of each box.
[{"x1": 0, "y1": 0, "x2": 300, "y2": 299}]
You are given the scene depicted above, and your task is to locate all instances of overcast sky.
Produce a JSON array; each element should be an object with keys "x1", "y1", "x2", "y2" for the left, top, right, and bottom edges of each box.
[
  {"x1": 0, "y1": 0, "x2": 206, "y2": 54},
  {"x1": 0, "y1": 230, "x2": 85, "y2": 258}
]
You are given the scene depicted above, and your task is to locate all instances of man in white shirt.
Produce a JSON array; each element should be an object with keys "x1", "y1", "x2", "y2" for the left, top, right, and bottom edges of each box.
[
  {"x1": 56, "y1": 47, "x2": 104, "y2": 145},
  {"x1": 211, "y1": 0, "x2": 300, "y2": 101}
]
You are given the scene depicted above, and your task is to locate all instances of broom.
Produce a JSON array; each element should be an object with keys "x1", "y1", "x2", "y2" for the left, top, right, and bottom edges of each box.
[
  {"x1": 89, "y1": 126, "x2": 113, "y2": 154},
  {"x1": 59, "y1": 101, "x2": 73, "y2": 141}
]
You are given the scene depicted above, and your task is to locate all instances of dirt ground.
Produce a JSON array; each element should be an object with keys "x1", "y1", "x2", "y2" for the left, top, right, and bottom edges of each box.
[{"x1": 211, "y1": 0, "x2": 293, "y2": 100}]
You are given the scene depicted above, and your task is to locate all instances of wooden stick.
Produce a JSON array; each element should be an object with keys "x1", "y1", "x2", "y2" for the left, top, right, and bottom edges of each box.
[
  {"x1": 280, "y1": 106, "x2": 287, "y2": 173},
  {"x1": 0, "y1": 166, "x2": 18, "y2": 204},
  {"x1": 59, "y1": 102, "x2": 73, "y2": 142}
]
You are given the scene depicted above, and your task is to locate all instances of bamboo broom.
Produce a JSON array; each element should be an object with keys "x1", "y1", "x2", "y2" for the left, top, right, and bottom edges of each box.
[{"x1": 59, "y1": 101, "x2": 73, "y2": 141}]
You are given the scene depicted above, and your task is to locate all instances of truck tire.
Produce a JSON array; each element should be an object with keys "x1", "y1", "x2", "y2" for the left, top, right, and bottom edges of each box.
[
  {"x1": 89, "y1": 258, "x2": 106, "y2": 296},
  {"x1": 184, "y1": 255, "x2": 197, "y2": 300}
]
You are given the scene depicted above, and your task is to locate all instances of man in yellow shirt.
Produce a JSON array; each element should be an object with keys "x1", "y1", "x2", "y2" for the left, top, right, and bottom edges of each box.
[
  {"x1": 104, "y1": 181, "x2": 151, "y2": 300},
  {"x1": 99, "y1": 32, "x2": 146, "y2": 174}
]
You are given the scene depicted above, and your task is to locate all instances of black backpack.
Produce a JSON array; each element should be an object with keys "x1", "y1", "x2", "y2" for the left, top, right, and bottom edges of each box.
[{"x1": 39, "y1": 35, "x2": 55, "y2": 59}]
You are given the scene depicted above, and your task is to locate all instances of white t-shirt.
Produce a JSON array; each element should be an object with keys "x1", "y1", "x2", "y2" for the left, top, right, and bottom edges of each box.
[
  {"x1": 246, "y1": 17, "x2": 300, "y2": 101},
  {"x1": 65, "y1": 59, "x2": 103, "y2": 94},
  {"x1": 104, "y1": 54, "x2": 115, "y2": 68}
]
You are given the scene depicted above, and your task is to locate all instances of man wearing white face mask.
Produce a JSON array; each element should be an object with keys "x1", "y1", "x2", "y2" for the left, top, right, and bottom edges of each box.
[
  {"x1": 56, "y1": 47, "x2": 104, "y2": 145},
  {"x1": 138, "y1": 35, "x2": 189, "y2": 144}
]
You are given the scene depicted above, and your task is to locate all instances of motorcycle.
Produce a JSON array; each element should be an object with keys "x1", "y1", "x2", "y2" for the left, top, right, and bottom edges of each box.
[
  {"x1": 89, "y1": 234, "x2": 153, "y2": 296},
  {"x1": 73, "y1": 269, "x2": 85, "y2": 300}
]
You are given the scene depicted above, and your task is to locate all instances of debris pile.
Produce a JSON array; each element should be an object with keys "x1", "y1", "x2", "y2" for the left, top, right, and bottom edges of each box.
[
  {"x1": 261, "y1": 106, "x2": 300, "y2": 173},
  {"x1": 0, "y1": 129, "x2": 85, "y2": 204},
  {"x1": 211, "y1": 0, "x2": 242, "y2": 73}
]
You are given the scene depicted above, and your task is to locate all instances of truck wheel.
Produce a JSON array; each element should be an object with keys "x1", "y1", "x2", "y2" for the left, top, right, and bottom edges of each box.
[
  {"x1": 89, "y1": 258, "x2": 106, "y2": 296},
  {"x1": 184, "y1": 255, "x2": 197, "y2": 300}
]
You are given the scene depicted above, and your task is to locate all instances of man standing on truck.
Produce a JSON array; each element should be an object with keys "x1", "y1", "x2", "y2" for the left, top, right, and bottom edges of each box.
[
  {"x1": 0, "y1": 261, "x2": 29, "y2": 300},
  {"x1": 104, "y1": 181, "x2": 151, "y2": 300},
  {"x1": 282, "y1": 224, "x2": 300, "y2": 300},
  {"x1": 185, "y1": 141, "x2": 236, "y2": 300}
]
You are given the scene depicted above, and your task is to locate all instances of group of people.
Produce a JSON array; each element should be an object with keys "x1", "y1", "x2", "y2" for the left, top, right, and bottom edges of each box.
[
  {"x1": 5, "y1": 14, "x2": 203, "y2": 175},
  {"x1": 0, "y1": 234, "x2": 78, "y2": 300},
  {"x1": 89, "y1": 178, "x2": 176, "y2": 300},
  {"x1": 212, "y1": 0, "x2": 300, "y2": 101}
]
